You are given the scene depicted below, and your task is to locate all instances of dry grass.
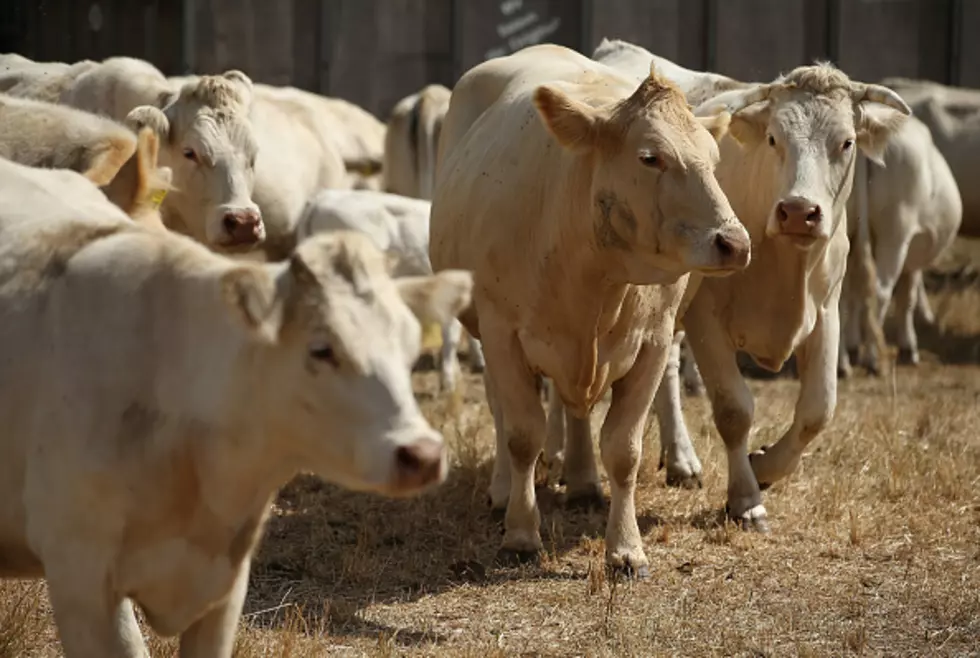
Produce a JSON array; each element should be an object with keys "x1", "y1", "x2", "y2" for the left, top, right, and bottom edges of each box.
[{"x1": 3, "y1": 240, "x2": 980, "y2": 657}]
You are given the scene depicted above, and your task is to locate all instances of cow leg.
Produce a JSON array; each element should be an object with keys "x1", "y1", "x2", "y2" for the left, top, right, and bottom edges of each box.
[
  {"x1": 45, "y1": 554, "x2": 147, "y2": 657},
  {"x1": 439, "y1": 320, "x2": 462, "y2": 392},
  {"x1": 866, "y1": 229, "x2": 912, "y2": 371},
  {"x1": 563, "y1": 406, "x2": 603, "y2": 509},
  {"x1": 484, "y1": 365, "x2": 511, "y2": 515},
  {"x1": 678, "y1": 335, "x2": 705, "y2": 396},
  {"x1": 542, "y1": 379, "x2": 565, "y2": 487},
  {"x1": 179, "y1": 559, "x2": 250, "y2": 658},
  {"x1": 894, "y1": 270, "x2": 919, "y2": 365},
  {"x1": 685, "y1": 300, "x2": 767, "y2": 531},
  {"x1": 467, "y1": 333, "x2": 486, "y2": 372},
  {"x1": 837, "y1": 271, "x2": 859, "y2": 378},
  {"x1": 654, "y1": 332, "x2": 703, "y2": 488},
  {"x1": 600, "y1": 340, "x2": 670, "y2": 576},
  {"x1": 481, "y1": 326, "x2": 547, "y2": 562},
  {"x1": 750, "y1": 299, "x2": 840, "y2": 487}
]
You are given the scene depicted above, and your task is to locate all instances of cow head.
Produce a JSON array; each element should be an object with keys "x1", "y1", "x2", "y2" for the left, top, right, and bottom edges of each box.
[
  {"x1": 533, "y1": 61, "x2": 751, "y2": 283},
  {"x1": 125, "y1": 70, "x2": 263, "y2": 252},
  {"x1": 221, "y1": 231, "x2": 473, "y2": 497},
  {"x1": 695, "y1": 64, "x2": 910, "y2": 249}
]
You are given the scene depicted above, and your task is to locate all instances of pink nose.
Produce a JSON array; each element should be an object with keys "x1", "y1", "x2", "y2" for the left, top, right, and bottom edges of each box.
[
  {"x1": 393, "y1": 437, "x2": 445, "y2": 492},
  {"x1": 776, "y1": 198, "x2": 822, "y2": 235},
  {"x1": 221, "y1": 209, "x2": 264, "y2": 245}
]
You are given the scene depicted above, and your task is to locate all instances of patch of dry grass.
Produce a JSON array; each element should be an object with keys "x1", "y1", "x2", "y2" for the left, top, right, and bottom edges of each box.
[{"x1": 2, "y1": 241, "x2": 979, "y2": 656}]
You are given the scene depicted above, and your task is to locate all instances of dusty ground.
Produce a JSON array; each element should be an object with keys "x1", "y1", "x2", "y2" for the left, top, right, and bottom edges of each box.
[{"x1": 2, "y1": 239, "x2": 979, "y2": 657}]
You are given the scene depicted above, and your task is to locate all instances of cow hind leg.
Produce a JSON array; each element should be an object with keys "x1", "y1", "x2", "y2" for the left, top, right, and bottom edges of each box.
[
  {"x1": 484, "y1": 366, "x2": 511, "y2": 517},
  {"x1": 562, "y1": 407, "x2": 603, "y2": 510},
  {"x1": 654, "y1": 332, "x2": 703, "y2": 488},
  {"x1": 685, "y1": 301, "x2": 767, "y2": 532},
  {"x1": 467, "y1": 333, "x2": 486, "y2": 372},
  {"x1": 439, "y1": 320, "x2": 462, "y2": 392},
  {"x1": 750, "y1": 302, "x2": 840, "y2": 488},
  {"x1": 179, "y1": 559, "x2": 250, "y2": 658},
  {"x1": 542, "y1": 380, "x2": 565, "y2": 488},
  {"x1": 894, "y1": 270, "x2": 920, "y2": 365}
]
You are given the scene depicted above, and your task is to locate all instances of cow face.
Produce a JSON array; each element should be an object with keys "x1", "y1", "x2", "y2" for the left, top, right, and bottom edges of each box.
[
  {"x1": 222, "y1": 231, "x2": 473, "y2": 497},
  {"x1": 126, "y1": 71, "x2": 263, "y2": 253},
  {"x1": 533, "y1": 64, "x2": 751, "y2": 283},
  {"x1": 697, "y1": 65, "x2": 910, "y2": 250}
]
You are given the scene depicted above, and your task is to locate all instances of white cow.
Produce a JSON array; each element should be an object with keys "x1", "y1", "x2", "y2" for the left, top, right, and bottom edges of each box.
[
  {"x1": 839, "y1": 115, "x2": 962, "y2": 374},
  {"x1": 295, "y1": 189, "x2": 486, "y2": 391},
  {"x1": 384, "y1": 84, "x2": 452, "y2": 200},
  {"x1": 430, "y1": 44, "x2": 751, "y2": 573},
  {"x1": 879, "y1": 77, "x2": 980, "y2": 238},
  {"x1": 592, "y1": 43, "x2": 910, "y2": 523},
  {"x1": 0, "y1": 53, "x2": 97, "y2": 102},
  {"x1": 0, "y1": 155, "x2": 473, "y2": 657}
]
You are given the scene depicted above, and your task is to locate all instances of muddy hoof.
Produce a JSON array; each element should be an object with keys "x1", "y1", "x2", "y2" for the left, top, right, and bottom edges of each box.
[
  {"x1": 469, "y1": 362, "x2": 486, "y2": 374},
  {"x1": 565, "y1": 488, "x2": 606, "y2": 511},
  {"x1": 725, "y1": 504, "x2": 771, "y2": 533},
  {"x1": 495, "y1": 547, "x2": 541, "y2": 567},
  {"x1": 846, "y1": 348, "x2": 859, "y2": 367},
  {"x1": 608, "y1": 561, "x2": 650, "y2": 580},
  {"x1": 757, "y1": 480, "x2": 772, "y2": 492},
  {"x1": 665, "y1": 472, "x2": 703, "y2": 489},
  {"x1": 896, "y1": 347, "x2": 919, "y2": 366}
]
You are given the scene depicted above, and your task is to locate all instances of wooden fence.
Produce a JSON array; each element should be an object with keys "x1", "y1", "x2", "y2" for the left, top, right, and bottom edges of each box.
[{"x1": 2, "y1": 0, "x2": 978, "y2": 119}]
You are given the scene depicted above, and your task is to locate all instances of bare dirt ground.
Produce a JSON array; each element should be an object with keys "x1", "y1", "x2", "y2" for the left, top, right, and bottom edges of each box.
[{"x1": 2, "y1": 239, "x2": 979, "y2": 657}]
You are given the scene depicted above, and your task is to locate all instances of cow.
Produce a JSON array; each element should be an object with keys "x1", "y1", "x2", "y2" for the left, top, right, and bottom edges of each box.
[
  {"x1": 295, "y1": 188, "x2": 486, "y2": 392},
  {"x1": 589, "y1": 44, "x2": 910, "y2": 522},
  {"x1": 384, "y1": 84, "x2": 452, "y2": 200},
  {"x1": 839, "y1": 115, "x2": 962, "y2": 375},
  {"x1": 40, "y1": 57, "x2": 266, "y2": 252},
  {"x1": 253, "y1": 84, "x2": 386, "y2": 192},
  {"x1": 0, "y1": 53, "x2": 97, "y2": 103},
  {"x1": 0, "y1": 154, "x2": 474, "y2": 657},
  {"x1": 879, "y1": 77, "x2": 980, "y2": 238},
  {"x1": 429, "y1": 43, "x2": 751, "y2": 573}
]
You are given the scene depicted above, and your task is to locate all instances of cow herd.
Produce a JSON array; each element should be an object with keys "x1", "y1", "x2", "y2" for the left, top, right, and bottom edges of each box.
[{"x1": 0, "y1": 37, "x2": 975, "y2": 656}]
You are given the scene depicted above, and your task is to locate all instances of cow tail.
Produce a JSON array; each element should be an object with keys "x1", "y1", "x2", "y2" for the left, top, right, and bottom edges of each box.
[
  {"x1": 417, "y1": 95, "x2": 437, "y2": 200},
  {"x1": 408, "y1": 94, "x2": 423, "y2": 198},
  {"x1": 855, "y1": 153, "x2": 888, "y2": 373}
]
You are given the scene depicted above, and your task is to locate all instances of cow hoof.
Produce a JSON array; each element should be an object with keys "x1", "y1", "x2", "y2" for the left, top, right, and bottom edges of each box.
[
  {"x1": 495, "y1": 547, "x2": 541, "y2": 567},
  {"x1": 565, "y1": 487, "x2": 606, "y2": 511},
  {"x1": 897, "y1": 347, "x2": 919, "y2": 366},
  {"x1": 665, "y1": 472, "x2": 703, "y2": 489},
  {"x1": 683, "y1": 383, "x2": 704, "y2": 398},
  {"x1": 837, "y1": 364, "x2": 851, "y2": 380},
  {"x1": 488, "y1": 506, "x2": 506, "y2": 524},
  {"x1": 725, "y1": 503, "x2": 770, "y2": 534},
  {"x1": 607, "y1": 560, "x2": 650, "y2": 581},
  {"x1": 846, "y1": 348, "x2": 859, "y2": 367},
  {"x1": 469, "y1": 362, "x2": 486, "y2": 374}
]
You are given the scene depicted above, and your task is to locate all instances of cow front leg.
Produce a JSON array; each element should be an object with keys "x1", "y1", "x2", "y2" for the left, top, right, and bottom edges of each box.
[
  {"x1": 894, "y1": 270, "x2": 919, "y2": 365},
  {"x1": 481, "y1": 326, "x2": 547, "y2": 563},
  {"x1": 45, "y1": 552, "x2": 148, "y2": 657},
  {"x1": 654, "y1": 331, "x2": 703, "y2": 488},
  {"x1": 678, "y1": 334, "x2": 705, "y2": 396},
  {"x1": 179, "y1": 559, "x2": 250, "y2": 658},
  {"x1": 484, "y1": 365, "x2": 511, "y2": 515},
  {"x1": 600, "y1": 340, "x2": 670, "y2": 576},
  {"x1": 750, "y1": 300, "x2": 839, "y2": 487},
  {"x1": 685, "y1": 300, "x2": 766, "y2": 531},
  {"x1": 563, "y1": 406, "x2": 603, "y2": 509}
]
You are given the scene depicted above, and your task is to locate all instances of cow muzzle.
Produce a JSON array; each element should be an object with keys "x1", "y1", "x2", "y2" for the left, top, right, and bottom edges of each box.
[
  {"x1": 388, "y1": 432, "x2": 448, "y2": 496},
  {"x1": 698, "y1": 221, "x2": 751, "y2": 276},
  {"x1": 771, "y1": 197, "x2": 825, "y2": 247},
  {"x1": 217, "y1": 206, "x2": 266, "y2": 249}
]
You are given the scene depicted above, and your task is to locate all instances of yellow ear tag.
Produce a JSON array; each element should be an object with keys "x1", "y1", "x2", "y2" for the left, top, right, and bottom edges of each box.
[
  {"x1": 148, "y1": 188, "x2": 168, "y2": 209},
  {"x1": 421, "y1": 322, "x2": 443, "y2": 350}
]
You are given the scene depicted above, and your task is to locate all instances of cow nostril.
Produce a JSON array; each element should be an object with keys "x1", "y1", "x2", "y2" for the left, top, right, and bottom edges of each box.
[
  {"x1": 806, "y1": 209, "x2": 821, "y2": 224},
  {"x1": 222, "y1": 215, "x2": 239, "y2": 234},
  {"x1": 714, "y1": 234, "x2": 734, "y2": 259},
  {"x1": 777, "y1": 204, "x2": 789, "y2": 222},
  {"x1": 395, "y1": 445, "x2": 423, "y2": 474}
]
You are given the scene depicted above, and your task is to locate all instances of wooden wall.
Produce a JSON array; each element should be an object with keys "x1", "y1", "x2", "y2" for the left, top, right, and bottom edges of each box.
[{"x1": 2, "y1": 0, "x2": 979, "y2": 119}]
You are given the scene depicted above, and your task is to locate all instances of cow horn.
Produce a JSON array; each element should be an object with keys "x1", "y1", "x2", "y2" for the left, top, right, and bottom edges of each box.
[
  {"x1": 851, "y1": 83, "x2": 912, "y2": 116},
  {"x1": 693, "y1": 83, "x2": 776, "y2": 117},
  {"x1": 648, "y1": 59, "x2": 657, "y2": 79}
]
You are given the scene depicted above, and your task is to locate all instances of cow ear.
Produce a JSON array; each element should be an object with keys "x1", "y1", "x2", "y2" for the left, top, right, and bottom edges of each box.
[
  {"x1": 696, "y1": 112, "x2": 731, "y2": 143},
  {"x1": 533, "y1": 85, "x2": 601, "y2": 152},
  {"x1": 856, "y1": 102, "x2": 907, "y2": 165},
  {"x1": 222, "y1": 69, "x2": 254, "y2": 106},
  {"x1": 125, "y1": 105, "x2": 171, "y2": 140},
  {"x1": 396, "y1": 270, "x2": 473, "y2": 327},
  {"x1": 221, "y1": 266, "x2": 284, "y2": 344},
  {"x1": 728, "y1": 103, "x2": 770, "y2": 146}
]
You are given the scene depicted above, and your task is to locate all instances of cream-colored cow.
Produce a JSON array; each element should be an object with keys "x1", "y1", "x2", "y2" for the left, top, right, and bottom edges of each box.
[
  {"x1": 0, "y1": 155, "x2": 473, "y2": 657},
  {"x1": 296, "y1": 188, "x2": 486, "y2": 391},
  {"x1": 384, "y1": 84, "x2": 452, "y2": 200},
  {"x1": 839, "y1": 115, "x2": 962, "y2": 374},
  {"x1": 430, "y1": 44, "x2": 751, "y2": 573},
  {"x1": 880, "y1": 77, "x2": 980, "y2": 238},
  {"x1": 592, "y1": 45, "x2": 910, "y2": 523},
  {"x1": 44, "y1": 57, "x2": 265, "y2": 252},
  {"x1": 0, "y1": 53, "x2": 97, "y2": 103}
]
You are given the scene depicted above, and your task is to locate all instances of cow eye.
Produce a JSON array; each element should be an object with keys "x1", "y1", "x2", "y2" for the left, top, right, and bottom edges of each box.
[
  {"x1": 767, "y1": 134, "x2": 776, "y2": 148},
  {"x1": 310, "y1": 344, "x2": 339, "y2": 368},
  {"x1": 638, "y1": 152, "x2": 660, "y2": 168},
  {"x1": 842, "y1": 138, "x2": 855, "y2": 152},
  {"x1": 182, "y1": 148, "x2": 198, "y2": 162}
]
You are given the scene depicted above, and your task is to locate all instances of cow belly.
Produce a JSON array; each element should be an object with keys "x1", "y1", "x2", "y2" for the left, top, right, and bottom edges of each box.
[{"x1": 123, "y1": 541, "x2": 241, "y2": 636}]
